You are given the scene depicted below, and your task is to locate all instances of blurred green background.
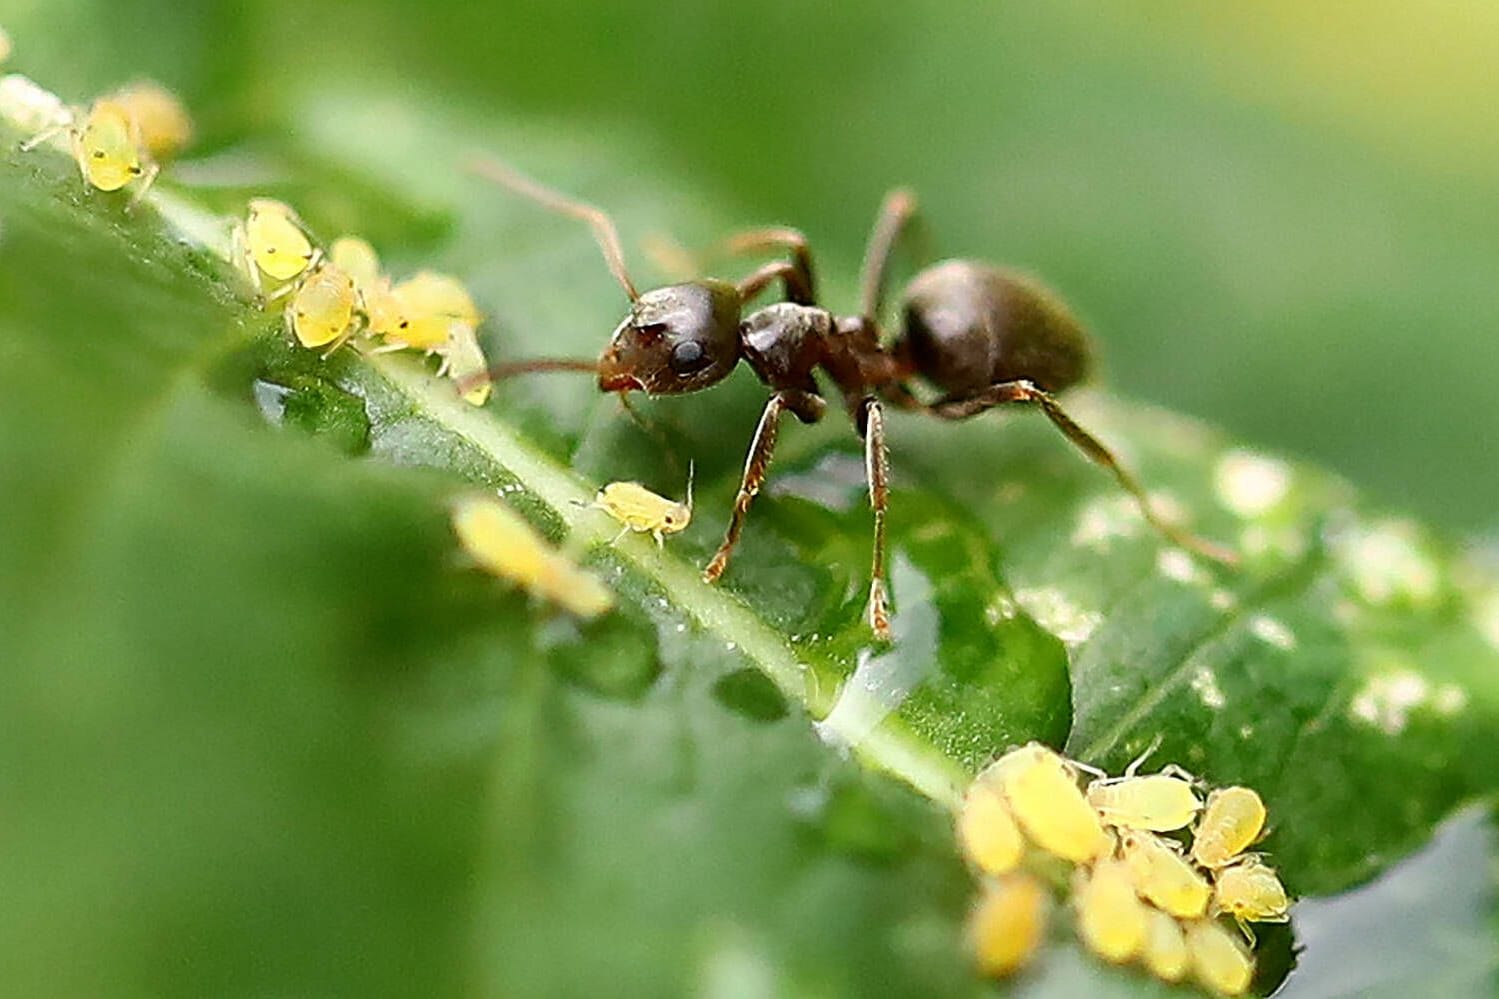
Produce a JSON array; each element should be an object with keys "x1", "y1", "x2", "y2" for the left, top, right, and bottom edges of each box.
[
  {"x1": 4, "y1": 4, "x2": 1499, "y2": 997},
  {"x1": 7, "y1": 0, "x2": 1497, "y2": 531}
]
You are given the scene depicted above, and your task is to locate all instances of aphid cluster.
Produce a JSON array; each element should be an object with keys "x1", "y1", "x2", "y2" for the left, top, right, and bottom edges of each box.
[
  {"x1": 959, "y1": 742, "x2": 1288, "y2": 996},
  {"x1": 231, "y1": 206, "x2": 493, "y2": 404},
  {"x1": 450, "y1": 493, "x2": 613, "y2": 617},
  {"x1": 18, "y1": 77, "x2": 191, "y2": 206}
]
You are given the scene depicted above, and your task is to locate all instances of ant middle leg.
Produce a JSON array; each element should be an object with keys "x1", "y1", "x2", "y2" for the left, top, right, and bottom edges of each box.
[
  {"x1": 704, "y1": 389, "x2": 825, "y2": 584},
  {"x1": 859, "y1": 188, "x2": 930, "y2": 320},
  {"x1": 929, "y1": 380, "x2": 1238, "y2": 566}
]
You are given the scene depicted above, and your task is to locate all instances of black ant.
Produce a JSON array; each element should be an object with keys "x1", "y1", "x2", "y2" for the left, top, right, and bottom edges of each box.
[{"x1": 468, "y1": 157, "x2": 1236, "y2": 640}]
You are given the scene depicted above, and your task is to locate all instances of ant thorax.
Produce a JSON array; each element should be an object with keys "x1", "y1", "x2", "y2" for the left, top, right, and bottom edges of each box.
[{"x1": 740, "y1": 301, "x2": 834, "y2": 389}]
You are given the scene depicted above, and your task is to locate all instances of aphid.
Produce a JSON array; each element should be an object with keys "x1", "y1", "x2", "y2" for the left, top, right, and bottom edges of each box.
[
  {"x1": 1212, "y1": 856, "x2": 1290, "y2": 935},
  {"x1": 966, "y1": 873, "x2": 1049, "y2": 978},
  {"x1": 956, "y1": 779, "x2": 1025, "y2": 875},
  {"x1": 437, "y1": 323, "x2": 493, "y2": 405},
  {"x1": 1141, "y1": 906, "x2": 1190, "y2": 983},
  {"x1": 1192, "y1": 786, "x2": 1267, "y2": 869},
  {"x1": 591, "y1": 465, "x2": 694, "y2": 546},
  {"x1": 286, "y1": 262, "x2": 358, "y2": 352},
  {"x1": 1074, "y1": 858, "x2": 1147, "y2": 963},
  {"x1": 1119, "y1": 830, "x2": 1212, "y2": 918},
  {"x1": 104, "y1": 80, "x2": 192, "y2": 161},
  {"x1": 329, "y1": 235, "x2": 383, "y2": 292},
  {"x1": 466, "y1": 157, "x2": 1237, "y2": 639},
  {"x1": 232, "y1": 198, "x2": 319, "y2": 300},
  {"x1": 0, "y1": 26, "x2": 13, "y2": 65},
  {"x1": 451, "y1": 495, "x2": 613, "y2": 618},
  {"x1": 19, "y1": 95, "x2": 160, "y2": 202},
  {"x1": 384, "y1": 270, "x2": 482, "y2": 352},
  {"x1": 983, "y1": 742, "x2": 1109, "y2": 863},
  {"x1": 329, "y1": 236, "x2": 412, "y2": 343},
  {"x1": 1087, "y1": 771, "x2": 1202, "y2": 832},
  {"x1": 1184, "y1": 918, "x2": 1254, "y2": 996}
]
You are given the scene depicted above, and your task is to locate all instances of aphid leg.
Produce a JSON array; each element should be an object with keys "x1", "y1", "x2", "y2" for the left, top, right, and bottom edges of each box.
[
  {"x1": 859, "y1": 187, "x2": 930, "y2": 320},
  {"x1": 229, "y1": 220, "x2": 263, "y2": 301},
  {"x1": 736, "y1": 259, "x2": 814, "y2": 308},
  {"x1": 704, "y1": 392, "x2": 798, "y2": 584},
  {"x1": 126, "y1": 160, "x2": 160, "y2": 211},
  {"x1": 468, "y1": 154, "x2": 639, "y2": 301},
  {"x1": 928, "y1": 380, "x2": 1238, "y2": 566},
  {"x1": 1234, "y1": 918, "x2": 1257, "y2": 948},
  {"x1": 18, "y1": 119, "x2": 71, "y2": 153},
  {"x1": 1124, "y1": 734, "x2": 1166, "y2": 777},
  {"x1": 1073, "y1": 759, "x2": 1109, "y2": 781},
  {"x1": 858, "y1": 397, "x2": 893, "y2": 640}
]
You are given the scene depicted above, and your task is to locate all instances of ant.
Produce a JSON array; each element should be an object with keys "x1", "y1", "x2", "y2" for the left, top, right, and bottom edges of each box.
[{"x1": 468, "y1": 157, "x2": 1235, "y2": 640}]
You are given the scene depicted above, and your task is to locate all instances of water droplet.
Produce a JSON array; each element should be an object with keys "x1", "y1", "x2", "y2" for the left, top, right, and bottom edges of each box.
[
  {"x1": 256, "y1": 374, "x2": 371, "y2": 455},
  {"x1": 711, "y1": 668, "x2": 789, "y2": 723},
  {"x1": 539, "y1": 614, "x2": 661, "y2": 701}
]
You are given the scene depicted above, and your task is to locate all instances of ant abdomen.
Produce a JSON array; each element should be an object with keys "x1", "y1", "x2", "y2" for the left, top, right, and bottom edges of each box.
[{"x1": 899, "y1": 260, "x2": 1091, "y2": 396}]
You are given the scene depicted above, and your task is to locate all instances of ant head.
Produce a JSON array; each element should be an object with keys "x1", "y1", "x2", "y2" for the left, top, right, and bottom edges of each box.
[{"x1": 598, "y1": 280, "x2": 741, "y2": 395}]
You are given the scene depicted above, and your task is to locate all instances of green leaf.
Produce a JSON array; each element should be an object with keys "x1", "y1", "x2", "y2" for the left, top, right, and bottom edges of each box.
[{"x1": 2, "y1": 56, "x2": 1497, "y2": 999}]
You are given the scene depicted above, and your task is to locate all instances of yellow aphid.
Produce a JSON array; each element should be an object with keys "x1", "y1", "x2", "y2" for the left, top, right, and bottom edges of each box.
[
  {"x1": 0, "y1": 27, "x2": 12, "y2": 65},
  {"x1": 592, "y1": 467, "x2": 693, "y2": 546},
  {"x1": 451, "y1": 495, "x2": 613, "y2": 618},
  {"x1": 386, "y1": 270, "x2": 482, "y2": 351},
  {"x1": 287, "y1": 263, "x2": 357, "y2": 350},
  {"x1": 985, "y1": 743, "x2": 1110, "y2": 863},
  {"x1": 956, "y1": 780, "x2": 1025, "y2": 875},
  {"x1": 1074, "y1": 858, "x2": 1147, "y2": 963},
  {"x1": 1087, "y1": 773, "x2": 1202, "y2": 832},
  {"x1": 73, "y1": 99, "x2": 147, "y2": 192},
  {"x1": 236, "y1": 198, "x2": 318, "y2": 293},
  {"x1": 966, "y1": 873, "x2": 1048, "y2": 978},
  {"x1": 1185, "y1": 919, "x2": 1254, "y2": 996},
  {"x1": 438, "y1": 323, "x2": 492, "y2": 406},
  {"x1": 1142, "y1": 906, "x2": 1190, "y2": 983},
  {"x1": 1192, "y1": 786, "x2": 1267, "y2": 869},
  {"x1": 1213, "y1": 856, "x2": 1290, "y2": 927},
  {"x1": 329, "y1": 236, "x2": 383, "y2": 292},
  {"x1": 105, "y1": 80, "x2": 191, "y2": 161},
  {"x1": 1120, "y1": 830, "x2": 1212, "y2": 918}
]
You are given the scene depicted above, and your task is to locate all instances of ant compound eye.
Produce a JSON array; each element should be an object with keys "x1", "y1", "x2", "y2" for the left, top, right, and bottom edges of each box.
[{"x1": 669, "y1": 339, "x2": 708, "y2": 374}]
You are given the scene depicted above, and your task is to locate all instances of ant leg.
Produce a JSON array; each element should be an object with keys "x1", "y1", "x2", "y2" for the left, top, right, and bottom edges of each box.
[
  {"x1": 859, "y1": 397, "x2": 893, "y2": 639},
  {"x1": 859, "y1": 188, "x2": 927, "y2": 319},
  {"x1": 930, "y1": 380, "x2": 1238, "y2": 566},
  {"x1": 704, "y1": 390, "x2": 826, "y2": 583},
  {"x1": 719, "y1": 228, "x2": 816, "y2": 304},
  {"x1": 736, "y1": 260, "x2": 814, "y2": 308},
  {"x1": 468, "y1": 154, "x2": 639, "y2": 301}
]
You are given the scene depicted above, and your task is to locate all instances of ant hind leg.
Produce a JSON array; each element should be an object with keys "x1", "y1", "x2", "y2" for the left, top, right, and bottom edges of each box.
[{"x1": 929, "y1": 380, "x2": 1238, "y2": 566}]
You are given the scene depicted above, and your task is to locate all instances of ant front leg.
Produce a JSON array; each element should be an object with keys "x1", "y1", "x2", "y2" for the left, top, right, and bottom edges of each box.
[
  {"x1": 736, "y1": 259, "x2": 814, "y2": 309},
  {"x1": 720, "y1": 228, "x2": 816, "y2": 304},
  {"x1": 930, "y1": 380, "x2": 1238, "y2": 566},
  {"x1": 704, "y1": 389, "x2": 825, "y2": 585},
  {"x1": 858, "y1": 397, "x2": 894, "y2": 640}
]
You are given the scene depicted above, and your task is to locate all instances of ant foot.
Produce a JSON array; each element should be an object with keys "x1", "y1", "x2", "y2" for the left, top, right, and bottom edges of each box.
[
  {"x1": 867, "y1": 578, "x2": 892, "y2": 640},
  {"x1": 702, "y1": 553, "x2": 728, "y2": 584}
]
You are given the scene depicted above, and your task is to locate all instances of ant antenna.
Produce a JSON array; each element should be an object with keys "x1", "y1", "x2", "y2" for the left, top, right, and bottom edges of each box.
[
  {"x1": 467, "y1": 154, "x2": 640, "y2": 301},
  {"x1": 454, "y1": 356, "x2": 598, "y2": 398}
]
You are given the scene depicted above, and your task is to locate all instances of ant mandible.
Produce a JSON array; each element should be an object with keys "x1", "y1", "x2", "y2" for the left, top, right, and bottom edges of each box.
[{"x1": 469, "y1": 157, "x2": 1235, "y2": 640}]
